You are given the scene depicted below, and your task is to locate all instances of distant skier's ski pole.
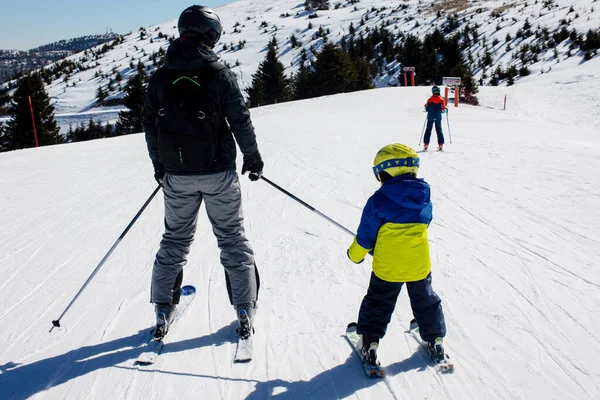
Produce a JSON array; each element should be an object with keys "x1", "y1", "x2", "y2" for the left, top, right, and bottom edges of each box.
[
  {"x1": 418, "y1": 115, "x2": 427, "y2": 145},
  {"x1": 446, "y1": 112, "x2": 453, "y2": 144},
  {"x1": 49, "y1": 184, "x2": 163, "y2": 333},
  {"x1": 260, "y1": 176, "x2": 356, "y2": 237}
]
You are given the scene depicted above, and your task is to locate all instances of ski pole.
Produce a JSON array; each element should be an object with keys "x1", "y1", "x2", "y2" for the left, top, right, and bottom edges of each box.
[
  {"x1": 418, "y1": 114, "x2": 427, "y2": 146},
  {"x1": 260, "y1": 175, "x2": 356, "y2": 237},
  {"x1": 49, "y1": 184, "x2": 163, "y2": 333},
  {"x1": 445, "y1": 112, "x2": 453, "y2": 144}
]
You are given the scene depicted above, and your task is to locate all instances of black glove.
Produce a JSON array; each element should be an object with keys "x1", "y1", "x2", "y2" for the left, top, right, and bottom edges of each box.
[
  {"x1": 241, "y1": 151, "x2": 264, "y2": 182},
  {"x1": 153, "y1": 162, "x2": 165, "y2": 185}
]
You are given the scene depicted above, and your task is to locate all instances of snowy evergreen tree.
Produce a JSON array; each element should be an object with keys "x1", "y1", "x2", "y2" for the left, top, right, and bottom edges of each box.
[
  {"x1": 3, "y1": 73, "x2": 62, "y2": 151},
  {"x1": 0, "y1": 86, "x2": 9, "y2": 115},
  {"x1": 450, "y1": 62, "x2": 479, "y2": 105},
  {"x1": 115, "y1": 70, "x2": 146, "y2": 135},
  {"x1": 311, "y1": 42, "x2": 357, "y2": 96},
  {"x1": 246, "y1": 38, "x2": 291, "y2": 107},
  {"x1": 292, "y1": 62, "x2": 314, "y2": 100}
]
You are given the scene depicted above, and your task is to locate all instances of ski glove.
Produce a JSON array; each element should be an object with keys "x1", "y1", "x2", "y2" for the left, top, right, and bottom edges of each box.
[
  {"x1": 442, "y1": 109, "x2": 448, "y2": 114},
  {"x1": 242, "y1": 151, "x2": 264, "y2": 182},
  {"x1": 153, "y1": 162, "x2": 165, "y2": 185}
]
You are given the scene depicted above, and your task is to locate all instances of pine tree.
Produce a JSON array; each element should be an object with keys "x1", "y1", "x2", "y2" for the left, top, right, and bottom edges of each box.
[
  {"x1": 246, "y1": 38, "x2": 291, "y2": 107},
  {"x1": 4, "y1": 73, "x2": 62, "y2": 151},
  {"x1": 87, "y1": 118, "x2": 103, "y2": 140},
  {"x1": 66, "y1": 124, "x2": 75, "y2": 143},
  {"x1": 450, "y1": 62, "x2": 479, "y2": 105},
  {"x1": 0, "y1": 86, "x2": 9, "y2": 114},
  {"x1": 96, "y1": 86, "x2": 107, "y2": 104},
  {"x1": 311, "y1": 42, "x2": 357, "y2": 96},
  {"x1": 354, "y1": 58, "x2": 373, "y2": 91},
  {"x1": 115, "y1": 70, "x2": 146, "y2": 135},
  {"x1": 292, "y1": 62, "x2": 314, "y2": 100},
  {"x1": 0, "y1": 121, "x2": 6, "y2": 151},
  {"x1": 246, "y1": 74, "x2": 266, "y2": 107},
  {"x1": 399, "y1": 34, "x2": 423, "y2": 77}
]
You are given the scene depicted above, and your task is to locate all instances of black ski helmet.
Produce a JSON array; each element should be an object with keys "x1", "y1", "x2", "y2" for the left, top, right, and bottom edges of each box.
[
  {"x1": 178, "y1": 5, "x2": 222, "y2": 48},
  {"x1": 432, "y1": 86, "x2": 441, "y2": 95}
]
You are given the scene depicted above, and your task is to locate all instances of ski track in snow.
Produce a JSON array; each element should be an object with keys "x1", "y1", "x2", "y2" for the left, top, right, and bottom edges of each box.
[{"x1": 2, "y1": 58, "x2": 600, "y2": 399}]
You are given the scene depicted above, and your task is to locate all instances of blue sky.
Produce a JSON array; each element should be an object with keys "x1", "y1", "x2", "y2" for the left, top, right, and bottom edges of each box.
[{"x1": 0, "y1": 0, "x2": 234, "y2": 50}]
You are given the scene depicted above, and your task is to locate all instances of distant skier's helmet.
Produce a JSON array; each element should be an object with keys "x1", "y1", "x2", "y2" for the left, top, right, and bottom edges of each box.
[
  {"x1": 372, "y1": 144, "x2": 419, "y2": 181},
  {"x1": 432, "y1": 86, "x2": 441, "y2": 95},
  {"x1": 178, "y1": 5, "x2": 222, "y2": 48}
]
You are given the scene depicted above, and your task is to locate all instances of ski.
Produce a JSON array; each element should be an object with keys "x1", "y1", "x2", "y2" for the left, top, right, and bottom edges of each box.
[
  {"x1": 345, "y1": 322, "x2": 385, "y2": 378},
  {"x1": 234, "y1": 309, "x2": 254, "y2": 362},
  {"x1": 407, "y1": 318, "x2": 454, "y2": 372},
  {"x1": 135, "y1": 285, "x2": 196, "y2": 365},
  {"x1": 234, "y1": 336, "x2": 253, "y2": 362}
]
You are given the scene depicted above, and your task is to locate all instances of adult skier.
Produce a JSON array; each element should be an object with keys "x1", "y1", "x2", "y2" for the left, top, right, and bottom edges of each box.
[{"x1": 143, "y1": 5, "x2": 262, "y2": 341}]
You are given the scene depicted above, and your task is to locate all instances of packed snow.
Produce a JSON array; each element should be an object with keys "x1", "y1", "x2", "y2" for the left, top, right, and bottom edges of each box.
[{"x1": 1, "y1": 47, "x2": 599, "y2": 398}]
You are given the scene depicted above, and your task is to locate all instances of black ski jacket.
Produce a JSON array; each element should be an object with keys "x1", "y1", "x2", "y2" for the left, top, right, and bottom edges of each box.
[{"x1": 143, "y1": 38, "x2": 259, "y2": 174}]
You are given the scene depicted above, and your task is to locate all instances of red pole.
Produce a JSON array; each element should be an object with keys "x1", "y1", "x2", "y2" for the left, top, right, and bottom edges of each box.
[{"x1": 28, "y1": 96, "x2": 39, "y2": 147}]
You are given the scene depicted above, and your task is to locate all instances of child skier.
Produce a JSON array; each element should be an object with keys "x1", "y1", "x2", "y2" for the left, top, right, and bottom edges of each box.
[
  {"x1": 347, "y1": 143, "x2": 446, "y2": 365},
  {"x1": 423, "y1": 86, "x2": 447, "y2": 151}
]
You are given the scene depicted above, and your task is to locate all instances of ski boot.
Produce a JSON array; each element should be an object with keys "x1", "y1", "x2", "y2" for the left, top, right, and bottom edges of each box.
[
  {"x1": 360, "y1": 334, "x2": 380, "y2": 365},
  {"x1": 423, "y1": 143, "x2": 429, "y2": 151},
  {"x1": 153, "y1": 303, "x2": 175, "y2": 341},
  {"x1": 236, "y1": 303, "x2": 255, "y2": 340},
  {"x1": 437, "y1": 144, "x2": 443, "y2": 151},
  {"x1": 427, "y1": 337, "x2": 445, "y2": 363}
]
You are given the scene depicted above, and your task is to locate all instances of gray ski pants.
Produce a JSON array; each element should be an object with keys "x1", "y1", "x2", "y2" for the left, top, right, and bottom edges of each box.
[{"x1": 151, "y1": 171, "x2": 258, "y2": 306}]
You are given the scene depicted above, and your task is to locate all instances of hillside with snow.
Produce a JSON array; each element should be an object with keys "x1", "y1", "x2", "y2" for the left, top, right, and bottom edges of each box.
[
  {"x1": 1, "y1": 48, "x2": 600, "y2": 399},
  {"x1": 2, "y1": 0, "x2": 600, "y2": 133}
]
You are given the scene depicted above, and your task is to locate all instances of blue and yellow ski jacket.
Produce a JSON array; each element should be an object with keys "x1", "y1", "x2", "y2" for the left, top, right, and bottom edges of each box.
[{"x1": 347, "y1": 175, "x2": 432, "y2": 282}]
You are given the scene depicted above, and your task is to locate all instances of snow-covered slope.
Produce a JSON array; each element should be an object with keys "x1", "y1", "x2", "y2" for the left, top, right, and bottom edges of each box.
[
  {"x1": 1, "y1": 55, "x2": 599, "y2": 399},
  {"x1": 3, "y1": 0, "x2": 599, "y2": 122}
]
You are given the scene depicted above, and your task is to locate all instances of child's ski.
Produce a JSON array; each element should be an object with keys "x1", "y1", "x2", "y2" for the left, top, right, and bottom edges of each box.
[
  {"x1": 407, "y1": 318, "x2": 454, "y2": 372},
  {"x1": 345, "y1": 322, "x2": 385, "y2": 378},
  {"x1": 135, "y1": 285, "x2": 196, "y2": 365}
]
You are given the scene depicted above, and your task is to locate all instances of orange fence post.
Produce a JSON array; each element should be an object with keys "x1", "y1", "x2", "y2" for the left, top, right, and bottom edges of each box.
[
  {"x1": 444, "y1": 87, "x2": 449, "y2": 105},
  {"x1": 410, "y1": 72, "x2": 415, "y2": 86},
  {"x1": 454, "y1": 88, "x2": 459, "y2": 107},
  {"x1": 404, "y1": 73, "x2": 407, "y2": 87}
]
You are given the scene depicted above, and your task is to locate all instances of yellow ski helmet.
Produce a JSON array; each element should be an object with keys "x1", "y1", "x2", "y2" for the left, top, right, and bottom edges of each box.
[{"x1": 372, "y1": 143, "x2": 419, "y2": 181}]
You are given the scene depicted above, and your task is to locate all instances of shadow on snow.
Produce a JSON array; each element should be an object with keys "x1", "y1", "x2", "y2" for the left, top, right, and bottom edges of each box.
[
  {"x1": 1, "y1": 325, "x2": 430, "y2": 400},
  {"x1": 0, "y1": 322, "x2": 236, "y2": 400}
]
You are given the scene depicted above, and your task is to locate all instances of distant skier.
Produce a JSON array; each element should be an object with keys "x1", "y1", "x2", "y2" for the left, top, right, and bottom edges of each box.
[
  {"x1": 347, "y1": 143, "x2": 447, "y2": 365},
  {"x1": 423, "y1": 86, "x2": 447, "y2": 151},
  {"x1": 143, "y1": 5, "x2": 262, "y2": 341}
]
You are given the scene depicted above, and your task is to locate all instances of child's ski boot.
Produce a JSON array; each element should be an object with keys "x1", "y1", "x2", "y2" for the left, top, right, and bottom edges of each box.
[
  {"x1": 361, "y1": 334, "x2": 380, "y2": 365},
  {"x1": 427, "y1": 337, "x2": 445, "y2": 363}
]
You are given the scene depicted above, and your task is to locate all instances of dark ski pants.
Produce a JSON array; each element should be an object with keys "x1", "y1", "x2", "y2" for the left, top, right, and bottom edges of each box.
[
  {"x1": 151, "y1": 171, "x2": 259, "y2": 307},
  {"x1": 423, "y1": 119, "x2": 444, "y2": 145},
  {"x1": 356, "y1": 272, "x2": 446, "y2": 342}
]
